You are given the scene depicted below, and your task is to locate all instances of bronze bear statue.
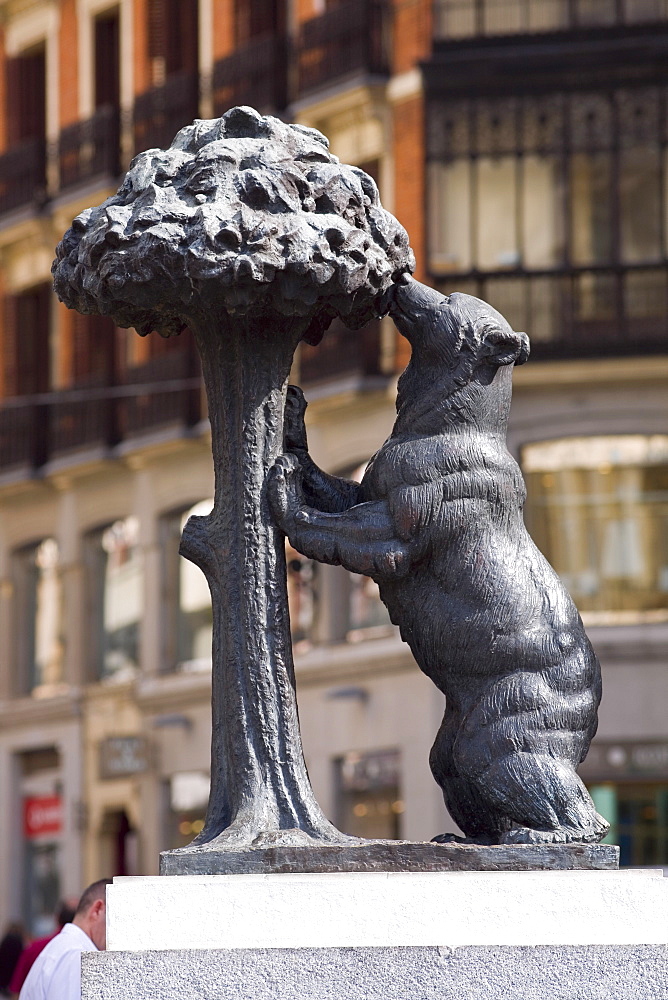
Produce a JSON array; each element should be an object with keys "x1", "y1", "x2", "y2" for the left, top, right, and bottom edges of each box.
[{"x1": 268, "y1": 275, "x2": 609, "y2": 846}]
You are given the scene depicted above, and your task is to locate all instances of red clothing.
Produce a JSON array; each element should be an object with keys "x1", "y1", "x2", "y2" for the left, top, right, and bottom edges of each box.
[{"x1": 8, "y1": 935, "x2": 56, "y2": 994}]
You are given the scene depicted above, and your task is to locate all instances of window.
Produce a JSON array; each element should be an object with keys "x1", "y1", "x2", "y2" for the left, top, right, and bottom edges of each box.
[
  {"x1": 345, "y1": 461, "x2": 392, "y2": 639},
  {"x1": 2, "y1": 284, "x2": 51, "y2": 398},
  {"x1": 286, "y1": 543, "x2": 317, "y2": 647},
  {"x1": 427, "y1": 88, "x2": 668, "y2": 355},
  {"x1": 95, "y1": 8, "x2": 120, "y2": 110},
  {"x1": 429, "y1": 90, "x2": 667, "y2": 274},
  {"x1": 590, "y1": 783, "x2": 668, "y2": 867},
  {"x1": 433, "y1": 0, "x2": 663, "y2": 38},
  {"x1": 161, "y1": 501, "x2": 213, "y2": 671},
  {"x1": 13, "y1": 540, "x2": 63, "y2": 695},
  {"x1": 523, "y1": 435, "x2": 668, "y2": 623},
  {"x1": 163, "y1": 772, "x2": 210, "y2": 851},
  {"x1": 335, "y1": 749, "x2": 403, "y2": 839},
  {"x1": 147, "y1": 0, "x2": 198, "y2": 80},
  {"x1": 235, "y1": 0, "x2": 281, "y2": 43},
  {"x1": 86, "y1": 517, "x2": 143, "y2": 678},
  {"x1": 6, "y1": 45, "x2": 46, "y2": 144}
]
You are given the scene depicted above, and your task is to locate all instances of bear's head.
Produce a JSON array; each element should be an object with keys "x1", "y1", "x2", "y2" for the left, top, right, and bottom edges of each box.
[
  {"x1": 389, "y1": 276, "x2": 529, "y2": 372},
  {"x1": 389, "y1": 276, "x2": 530, "y2": 434}
]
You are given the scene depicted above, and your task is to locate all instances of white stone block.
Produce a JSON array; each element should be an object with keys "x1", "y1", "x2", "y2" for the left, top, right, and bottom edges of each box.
[{"x1": 107, "y1": 869, "x2": 668, "y2": 952}]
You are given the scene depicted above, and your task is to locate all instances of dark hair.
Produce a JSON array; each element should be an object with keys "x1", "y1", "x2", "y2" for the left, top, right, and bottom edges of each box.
[
  {"x1": 75, "y1": 879, "x2": 113, "y2": 916},
  {"x1": 56, "y1": 900, "x2": 76, "y2": 927}
]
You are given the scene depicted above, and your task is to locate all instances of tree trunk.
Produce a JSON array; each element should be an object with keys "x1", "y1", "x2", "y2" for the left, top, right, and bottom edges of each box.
[{"x1": 180, "y1": 314, "x2": 344, "y2": 848}]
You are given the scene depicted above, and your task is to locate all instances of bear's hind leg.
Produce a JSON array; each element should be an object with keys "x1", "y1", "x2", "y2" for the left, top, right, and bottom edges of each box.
[
  {"x1": 474, "y1": 751, "x2": 609, "y2": 845},
  {"x1": 429, "y1": 712, "x2": 507, "y2": 842}
]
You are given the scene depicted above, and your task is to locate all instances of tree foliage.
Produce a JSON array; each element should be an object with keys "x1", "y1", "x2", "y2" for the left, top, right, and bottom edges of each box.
[{"x1": 53, "y1": 106, "x2": 414, "y2": 343}]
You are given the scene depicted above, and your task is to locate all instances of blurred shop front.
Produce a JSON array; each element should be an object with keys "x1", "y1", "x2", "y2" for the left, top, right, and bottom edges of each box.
[
  {"x1": 22, "y1": 779, "x2": 62, "y2": 936},
  {"x1": 582, "y1": 740, "x2": 668, "y2": 867}
]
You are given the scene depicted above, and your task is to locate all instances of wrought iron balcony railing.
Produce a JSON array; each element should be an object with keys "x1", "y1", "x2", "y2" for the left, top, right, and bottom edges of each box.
[
  {"x1": 58, "y1": 105, "x2": 120, "y2": 190},
  {"x1": 432, "y1": 265, "x2": 668, "y2": 359},
  {"x1": 299, "y1": 319, "x2": 384, "y2": 385},
  {"x1": 434, "y1": 0, "x2": 668, "y2": 40},
  {"x1": 133, "y1": 71, "x2": 200, "y2": 154},
  {"x1": 213, "y1": 34, "x2": 288, "y2": 116},
  {"x1": 0, "y1": 136, "x2": 46, "y2": 216},
  {"x1": 0, "y1": 350, "x2": 203, "y2": 475},
  {"x1": 297, "y1": 0, "x2": 391, "y2": 97}
]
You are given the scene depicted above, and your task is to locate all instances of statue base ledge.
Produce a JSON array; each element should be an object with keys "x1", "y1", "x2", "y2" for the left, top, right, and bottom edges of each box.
[
  {"x1": 83, "y1": 944, "x2": 668, "y2": 1000},
  {"x1": 159, "y1": 840, "x2": 619, "y2": 875}
]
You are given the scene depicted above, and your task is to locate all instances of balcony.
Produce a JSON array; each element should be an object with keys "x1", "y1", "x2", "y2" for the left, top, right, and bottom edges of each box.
[
  {"x1": 299, "y1": 319, "x2": 383, "y2": 385},
  {"x1": 213, "y1": 34, "x2": 287, "y2": 116},
  {"x1": 0, "y1": 137, "x2": 46, "y2": 216},
  {"x1": 434, "y1": 0, "x2": 668, "y2": 39},
  {"x1": 432, "y1": 266, "x2": 668, "y2": 359},
  {"x1": 58, "y1": 106, "x2": 120, "y2": 190},
  {"x1": 297, "y1": 0, "x2": 391, "y2": 98},
  {"x1": 0, "y1": 348, "x2": 203, "y2": 476},
  {"x1": 133, "y1": 71, "x2": 200, "y2": 154}
]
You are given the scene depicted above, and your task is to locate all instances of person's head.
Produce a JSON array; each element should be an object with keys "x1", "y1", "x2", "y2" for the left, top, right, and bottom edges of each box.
[
  {"x1": 72, "y1": 879, "x2": 112, "y2": 950},
  {"x1": 56, "y1": 898, "x2": 78, "y2": 929}
]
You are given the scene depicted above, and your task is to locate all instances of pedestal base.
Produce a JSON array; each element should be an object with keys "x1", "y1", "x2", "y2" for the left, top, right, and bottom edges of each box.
[
  {"x1": 159, "y1": 840, "x2": 619, "y2": 875},
  {"x1": 83, "y1": 944, "x2": 668, "y2": 1000},
  {"x1": 86, "y1": 867, "x2": 668, "y2": 999},
  {"x1": 107, "y1": 869, "x2": 662, "y2": 950}
]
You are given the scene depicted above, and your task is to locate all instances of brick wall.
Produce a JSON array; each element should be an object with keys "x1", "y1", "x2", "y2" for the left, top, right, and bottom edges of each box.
[
  {"x1": 59, "y1": 0, "x2": 79, "y2": 128},
  {"x1": 392, "y1": 93, "x2": 425, "y2": 369},
  {"x1": 392, "y1": 0, "x2": 432, "y2": 74}
]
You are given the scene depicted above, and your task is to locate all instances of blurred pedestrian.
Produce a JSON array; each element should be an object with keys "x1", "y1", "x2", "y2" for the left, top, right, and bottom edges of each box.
[
  {"x1": 18, "y1": 881, "x2": 110, "y2": 1000},
  {"x1": 0, "y1": 923, "x2": 24, "y2": 997},
  {"x1": 8, "y1": 900, "x2": 77, "y2": 997}
]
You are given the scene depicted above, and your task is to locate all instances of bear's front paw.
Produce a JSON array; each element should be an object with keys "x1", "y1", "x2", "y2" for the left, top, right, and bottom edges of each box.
[{"x1": 267, "y1": 453, "x2": 305, "y2": 530}]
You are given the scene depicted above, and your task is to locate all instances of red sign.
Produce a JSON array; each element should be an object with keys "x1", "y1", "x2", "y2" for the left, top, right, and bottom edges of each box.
[{"x1": 23, "y1": 796, "x2": 63, "y2": 839}]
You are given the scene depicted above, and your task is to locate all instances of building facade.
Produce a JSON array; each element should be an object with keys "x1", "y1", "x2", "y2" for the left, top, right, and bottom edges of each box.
[{"x1": 0, "y1": 0, "x2": 666, "y2": 932}]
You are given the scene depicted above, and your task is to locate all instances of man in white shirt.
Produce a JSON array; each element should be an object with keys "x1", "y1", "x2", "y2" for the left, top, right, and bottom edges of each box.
[{"x1": 19, "y1": 879, "x2": 111, "y2": 1000}]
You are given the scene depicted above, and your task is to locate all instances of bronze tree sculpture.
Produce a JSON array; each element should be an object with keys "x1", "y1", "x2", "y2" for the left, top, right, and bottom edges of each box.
[{"x1": 53, "y1": 107, "x2": 414, "y2": 856}]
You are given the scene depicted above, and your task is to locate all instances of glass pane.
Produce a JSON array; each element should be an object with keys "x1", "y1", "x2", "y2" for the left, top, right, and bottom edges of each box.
[
  {"x1": 287, "y1": 543, "x2": 317, "y2": 646},
  {"x1": 434, "y1": 0, "x2": 477, "y2": 38},
  {"x1": 570, "y1": 153, "x2": 613, "y2": 265},
  {"x1": 620, "y1": 146, "x2": 661, "y2": 263},
  {"x1": 177, "y1": 500, "x2": 213, "y2": 664},
  {"x1": 476, "y1": 157, "x2": 519, "y2": 269},
  {"x1": 429, "y1": 161, "x2": 471, "y2": 272},
  {"x1": 523, "y1": 435, "x2": 668, "y2": 620},
  {"x1": 336, "y1": 749, "x2": 402, "y2": 839},
  {"x1": 612, "y1": 783, "x2": 668, "y2": 867},
  {"x1": 523, "y1": 155, "x2": 562, "y2": 268},
  {"x1": 347, "y1": 573, "x2": 391, "y2": 636},
  {"x1": 623, "y1": 0, "x2": 666, "y2": 22},
  {"x1": 484, "y1": 0, "x2": 523, "y2": 33},
  {"x1": 100, "y1": 517, "x2": 143, "y2": 676},
  {"x1": 482, "y1": 276, "x2": 527, "y2": 333},
  {"x1": 528, "y1": 0, "x2": 567, "y2": 30},
  {"x1": 32, "y1": 539, "x2": 63, "y2": 690},
  {"x1": 576, "y1": 0, "x2": 617, "y2": 24},
  {"x1": 528, "y1": 275, "x2": 560, "y2": 344},
  {"x1": 573, "y1": 270, "x2": 615, "y2": 322},
  {"x1": 665, "y1": 149, "x2": 668, "y2": 258},
  {"x1": 24, "y1": 842, "x2": 60, "y2": 937},
  {"x1": 624, "y1": 269, "x2": 667, "y2": 331}
]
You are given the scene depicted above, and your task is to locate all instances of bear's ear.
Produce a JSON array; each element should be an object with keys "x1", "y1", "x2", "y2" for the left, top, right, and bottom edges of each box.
[{"x1": 479, "y1": 324, "x2": 530, "y2": 367}]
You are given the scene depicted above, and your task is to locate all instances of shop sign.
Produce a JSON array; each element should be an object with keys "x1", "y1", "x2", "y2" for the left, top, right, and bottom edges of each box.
[
  {"x1": 99, "y1": 736, "x2": 149, "y2": 779},
  {"x1": 581, "y1": 741, "x2": 668, "y2": 778},
  {"x1": 23, "y1": 796, "x2": 63, "y2": 839}
]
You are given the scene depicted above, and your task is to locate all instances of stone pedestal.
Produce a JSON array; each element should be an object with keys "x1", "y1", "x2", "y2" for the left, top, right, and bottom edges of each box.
[{"x1": 81, "y1": 868, "x2": 668, "y2": 999}]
